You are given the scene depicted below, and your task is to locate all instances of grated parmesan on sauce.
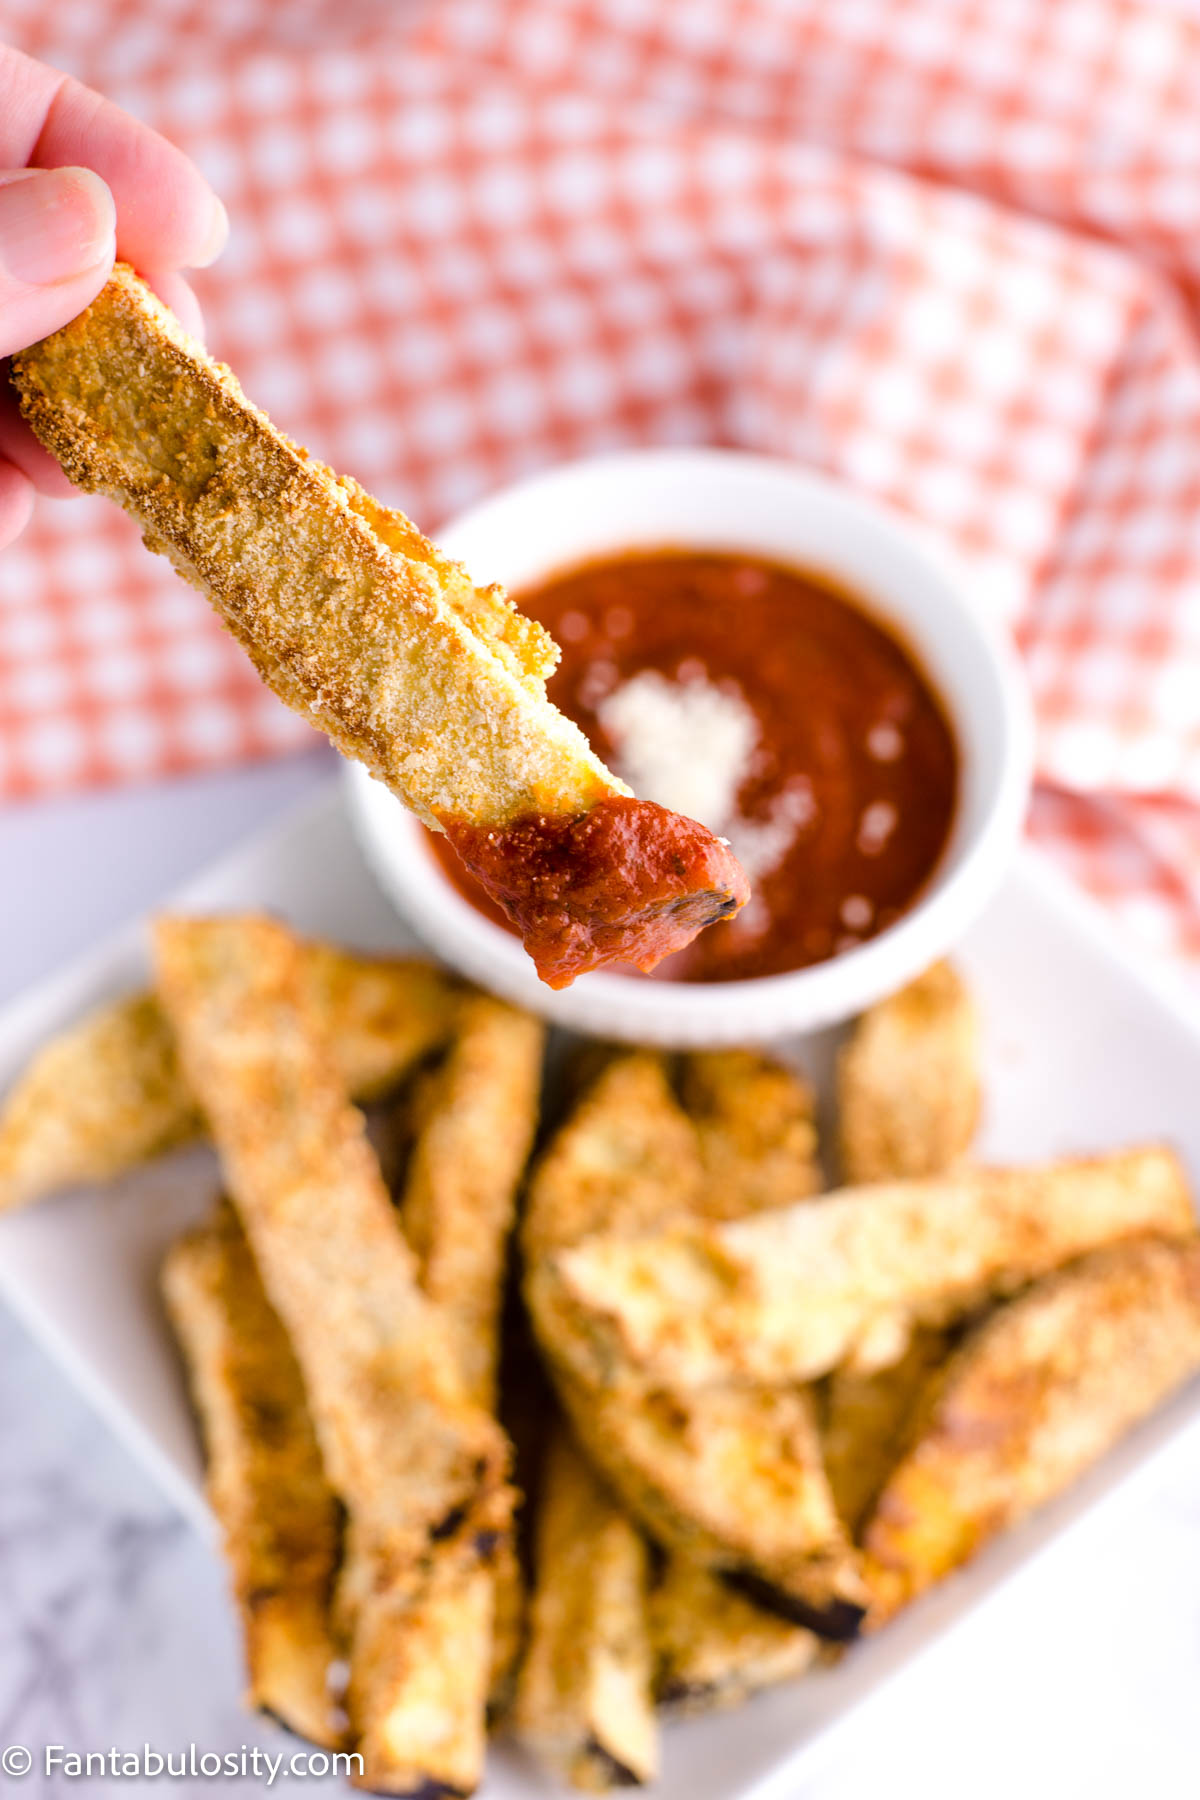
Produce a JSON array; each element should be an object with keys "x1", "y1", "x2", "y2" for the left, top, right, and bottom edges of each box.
[{"x1": 597, "y1": 669, "x2": 812, "y2": 882}]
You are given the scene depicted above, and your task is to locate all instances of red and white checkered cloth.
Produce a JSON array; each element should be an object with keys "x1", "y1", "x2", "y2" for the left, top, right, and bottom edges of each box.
[{"x1": 3, "y1": 0, "x2": 1200, "y2": 959}]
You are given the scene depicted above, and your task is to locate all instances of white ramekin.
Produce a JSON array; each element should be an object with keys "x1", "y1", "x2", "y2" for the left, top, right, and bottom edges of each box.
[{"x1": 346, "y1": 449, "x2": 1033, "y2": 1045}]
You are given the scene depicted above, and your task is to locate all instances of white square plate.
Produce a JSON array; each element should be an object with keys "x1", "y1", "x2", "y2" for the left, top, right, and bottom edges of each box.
[{"x1": 2, "y1": 783, "x2": 1199, "y2": 1799}]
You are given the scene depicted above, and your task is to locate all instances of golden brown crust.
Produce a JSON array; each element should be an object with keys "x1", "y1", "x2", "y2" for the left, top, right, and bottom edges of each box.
[
  {"x1": 525, "y1": 1053, "x2": 864, "y2": 1641},
  {"x1": 822, "y1": 989, "x2": 967, "y2": 1538},
  {"x1": 401, "y1": 996, "x2": 545, "y2": 1410},
  {"x1": 152, "y1": 913, "x2": 510, "y2": 1575},
  {"x1": 347, "y1": 1556, "x2": 495, "y2": 1795},
  {"x1": 0, "y1": 993, "x2": 197, "y2": 1212},
  {"x1": 837, "y1": 962, "x2": 980, "y2": 1184},
  {"x1": 821, "y1": 1327, "x2": 950, "y2": 1538},
  {"x1": 345, "y1": 995, "x2": 543, "y2": 1795},
  {"x1": 12, "y1": 266, "x2": 621, "y2": 832},
  {"x1": 543, "y1": 1148, "x2": 1196, "y2": 1390},
  {"x1": 649, "y1": 1558, "x2": 819, "y2": 1715},
  {"x1": 0, "y1": 945, "x2": 458, "y2": 1213},
  {"x1": 680, "y1": 1050, "x2": 820, "y2": 1219},
  {"x1": 513, "y1": 1430, "x2": 657, "y2": 1792},
  {"x1": 861, "y1": 1235, "x2": 1200, "y2": 1621},
  {"x1": 162, "y1": 1203, "x2": 343, "y2": 1749},
  {"x1": 547, "y1": 1365, "x2": 866, "y2": 1637},
  {"x1": 523, "y1": 1053, "x2": 705, "y2": 1264}
]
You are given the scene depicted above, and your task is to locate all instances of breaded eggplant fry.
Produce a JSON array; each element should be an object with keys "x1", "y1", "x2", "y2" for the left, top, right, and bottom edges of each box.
[
  {"x1": 650, "y1": 1558, "x2": 819, "y2": 1715},
  {"x1": 518, "y1": 1056, "x2": 682, "y2": 1787},
  {"x1": 837, "y1": 961, "x2": 979, "y2": 1184},
  {"x1": 12, "y1": 268, "x2": 608, "y2": 832},
  {"x1": 346, "y1": 996, "x2": 543, "y2": 1795},
  {"x1": 822, "y1": 1327, "x2": 950, "y2": 1537},
  {"x1": 543, "y1": 1148, "x2": 1195, "y2": 1390},
  {"x1": 0, "y1": 945, "x2": 457, "y2": 1213},
  {"x1": 401, "y1": 996, "x2": 545, "y2": 1408},
  {"x1": 162, "y1": 1203, "x2": 343, "y2": 1748},
  {"x1": 348, "y1": 1557, "x2": 495, "y2": 1797},
  {"x1": 524, "y1": 1053, "x2": 705, "y2": 1262},
  {"x1": 13, "y1": 270, "x2": 748, "y2": 989},
  {"x1": 152, "y1": 914, "x2": 510, "y2": 1574},
  {"x1": 526, "y1": 1054, "x2": 863, "y2": 1643},
  {"x1": 514, "y1": 1430, "x2": 657, "y2": 1792},
  {"x1": 639, "y1": 1051, "x2": 824, "y2": 1681},
  {"x1": 0, "y1": 993, "x2": 196, "y2": 1213},
  {"x1": 547, "y1": 1365, "x2": 866, "y2": 1638},
  {"x1": 862, "y1": 1235, "x2": 1200, "y2": 1621},
  {"x1": 301, "y1": 944, "x2": 460, "y2": 1103},
  {"x1": 680, "y1": 1049, "x2": 820, "y2": 1219},
  {"x1": 824, "y1": 997, "x2": 965, "y2": 1537}
]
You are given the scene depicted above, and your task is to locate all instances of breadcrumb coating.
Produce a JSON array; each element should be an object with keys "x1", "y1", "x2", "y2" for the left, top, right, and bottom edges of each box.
[
  {"x1": 837, "y1": 961, "x2": 979, "y2": 1184},
  {"x1": 0, "y1": 944, "x2": 458, "y2": 1212},
  {"x1": 546, "y1": 1148, "x2": 1196, "y2": 1389},
  {"x1": 862, "y1": 1235, "x2": 1200, "y2": 1620},
  {"x1": 162, "y1": 1203, "x2": 344, "y2": 1749},
  {"x1": 152, "y1": 914, "x2": 510, "y2": 1578}
]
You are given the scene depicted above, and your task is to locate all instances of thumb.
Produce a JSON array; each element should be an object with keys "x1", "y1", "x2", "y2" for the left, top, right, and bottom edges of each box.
[{"x1": 0, "y1": 167, "x2": 115, "y2": 361}]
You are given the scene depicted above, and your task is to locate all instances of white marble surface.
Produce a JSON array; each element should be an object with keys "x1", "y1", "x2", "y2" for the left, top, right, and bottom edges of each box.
[{"x1": 1, "y1": 757, "x2": 1200, "y2": 1798}]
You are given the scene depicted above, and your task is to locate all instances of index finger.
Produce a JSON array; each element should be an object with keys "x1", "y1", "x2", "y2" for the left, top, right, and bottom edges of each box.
[{"x1": 0, "y1": 46, "x2": 227, "y2": 271}]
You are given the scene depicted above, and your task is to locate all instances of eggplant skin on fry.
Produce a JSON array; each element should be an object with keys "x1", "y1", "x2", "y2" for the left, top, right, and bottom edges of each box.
[
  {"x1": 0, "y1": 946, "x2": 458, "y2": 1214},
  {"x1": 862, "y1": 1234, "x2": 1200, "y2": 1622},
  {"x1": 544, "y1": 1147, "x2": 1196, "y2": 1390},
  {"x1": 152, "y1": 913, "x2": 511, "y2": 1574},
  {"x1": 514, "y1": 1430, "x2": 657, "y2": 1793},
  {"x1": 162, "y1": 1204, "x2": 344, "y2": 1750},
  {"x1": 525, "y1": 1051, "x2": 864, "y2": 1646},
  {"x1": 649, "y1": 1558, "x2": 819, "y2": 1715},
  {"x1": 11, "y1": 266, "x2": 615, "y2": 834},
  {"x1": 837, "y1": 961, "x2": 979, "y2": 1185}
]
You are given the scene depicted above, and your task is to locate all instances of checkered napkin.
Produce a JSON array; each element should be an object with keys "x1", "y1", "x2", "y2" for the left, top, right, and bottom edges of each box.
[{"x1": 3, "y1": 0, "x2": 1200, "y2": 960}]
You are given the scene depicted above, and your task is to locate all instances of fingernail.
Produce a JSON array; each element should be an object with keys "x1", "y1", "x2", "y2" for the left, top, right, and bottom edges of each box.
[
  {"x1": 0, "y1": 167, "x2": 115, "y2": 287},
  {"x1": 193, "y1": 193, "x2": 229, "y2": 267}
]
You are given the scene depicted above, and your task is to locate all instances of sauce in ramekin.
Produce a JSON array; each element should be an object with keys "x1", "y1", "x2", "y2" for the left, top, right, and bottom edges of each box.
[{"x1": 430, "y1": 549, "x2": 958, "y2": 983}]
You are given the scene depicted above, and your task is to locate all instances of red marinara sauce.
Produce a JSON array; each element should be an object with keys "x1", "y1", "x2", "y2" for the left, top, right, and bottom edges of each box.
[{"x1": 430, "y1": 550, "x2": 958, "y2": 984}]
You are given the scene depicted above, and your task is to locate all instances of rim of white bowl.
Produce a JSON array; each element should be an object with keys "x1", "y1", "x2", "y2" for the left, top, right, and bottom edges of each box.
[{"x1": 346, "y1": 450, "x2": 1034, "y2": 1045}]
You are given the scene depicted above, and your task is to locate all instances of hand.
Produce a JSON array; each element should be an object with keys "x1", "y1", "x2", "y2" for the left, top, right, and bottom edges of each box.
[{"x1": 0, "y1": 45, "x2": 227, "y2": 548}]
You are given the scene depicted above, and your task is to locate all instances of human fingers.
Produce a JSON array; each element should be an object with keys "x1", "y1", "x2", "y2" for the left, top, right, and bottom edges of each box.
[
  {"x1": 0, "y1": 376, "x2": 75, "y2": 497},
  {"x1": 0, "y1": 166, "x2": 115, "y2": 361},
  {"x1": 0, "y1": 453, "x2": 34, "y2": 549},
  {"x1": 1, "y1": 47, "x2": 227, "y2": 271}
]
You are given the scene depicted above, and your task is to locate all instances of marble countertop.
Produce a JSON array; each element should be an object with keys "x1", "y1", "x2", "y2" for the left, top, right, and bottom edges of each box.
[{"x1": 2, "y1": 753, "x2": 1199, "y2": 1799}]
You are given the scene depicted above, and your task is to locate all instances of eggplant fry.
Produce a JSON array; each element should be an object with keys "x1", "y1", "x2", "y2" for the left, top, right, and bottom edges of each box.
[
  {"x1": 152, "y1": 913, "x2": 510, "y2": 1576},
  {"x1": 862, "y1": 1235, "x2": 1200, "y2": 1622},
  {"x1": 11, "y1": 267, "x2": 613, "y2": 834},
  {"x1": 517, "y1": 1056, "x2": 682, "y2": 1788},
  {"x1": 650, "y1": 1558, "x2": 819, "y2": 1715},
  {"x1": 162, "y1": 1203, "x2": 343, "y2": 1749},
  {"x1": 401, "y1": 996, "x2": 546, "y2": 1408},
  {"x1": 823, "y1": 981, "x2": 975, "y2": 1536},
  {"x1": 0, "y1": 944, "x2": 457, "y2": 1213},
  {"x1": 543, "y1": 1148, "x2": 1195, "y2": 1390},
  {"x1": 549, "y1": 1365, "x2": 866, "y2": 1638},
  {"x1": 348, "y1": 1556, "x2": 495, "y2": 1797},
  {"x1": 523, "y1": 1053, "x2": 705, "y2": 1262},
  {"x1": 643, "y1": 1051, "x2": 825, "y2": 1677},
  {"x1": 680, "y1": 1049, "x2": 820, "y2": 1219},
  {"x1": 526, "y1": 1055, "x2": 862, "y2": 1645},
  {"x1": 345, "y1": 996, "x2": 543, "y2": 1794},
  {"x1": 837, "y1": 961, "x2": 979, "y2": 1185},
  {"x1": 514, "y1": 1430, "x2": 657, "y2": 1792},
  {"x1": 821, "y1": 1327, "x2": 950, "y2": 1538},
  {"x1": 13, "y1": 270, "x2": 748, "y2": 989}
]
